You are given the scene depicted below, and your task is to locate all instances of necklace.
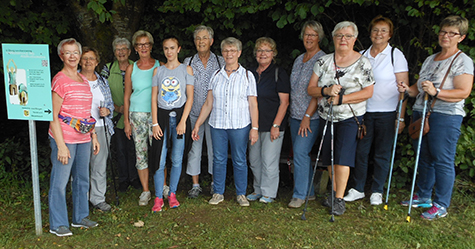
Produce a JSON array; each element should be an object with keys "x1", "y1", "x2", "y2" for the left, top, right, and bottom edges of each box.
[{"x1": 224, "y1": 65, "x2": 239, "y2": 73}]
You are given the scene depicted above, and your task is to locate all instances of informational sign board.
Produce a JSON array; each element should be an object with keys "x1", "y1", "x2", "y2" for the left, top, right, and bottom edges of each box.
[{"x1": 2, "y1": 44, "x2": 52, "y2": 121}]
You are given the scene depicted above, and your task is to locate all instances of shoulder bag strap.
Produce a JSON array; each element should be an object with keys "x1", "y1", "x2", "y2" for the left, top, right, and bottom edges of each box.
[{"x1": 427, "y1": 50, "x2": 462, "y2": 115}]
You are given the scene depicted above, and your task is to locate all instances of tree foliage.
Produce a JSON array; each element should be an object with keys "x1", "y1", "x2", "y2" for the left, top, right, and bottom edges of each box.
[{"x1": 1, "y1": 0, "x2": 475, "y2": 183}]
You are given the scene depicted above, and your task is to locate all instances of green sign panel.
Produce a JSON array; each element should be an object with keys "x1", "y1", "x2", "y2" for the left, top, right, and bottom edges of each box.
[{"x1": 2, "y1": 44, "x2": 52, "y2": 121}]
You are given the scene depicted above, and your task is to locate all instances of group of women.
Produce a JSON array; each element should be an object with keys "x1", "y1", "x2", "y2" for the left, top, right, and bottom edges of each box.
[{"x1": 47, "y1": 15, "x2": 473, "y2": 236}]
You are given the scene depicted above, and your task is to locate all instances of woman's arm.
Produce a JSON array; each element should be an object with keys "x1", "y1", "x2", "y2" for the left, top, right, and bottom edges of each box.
[
  {"x1": 308, "y1": 72, "x2": 342, "y2": 98},
  {"x1": 421, "y1": 74, "x2": 473, "y2": 102},
  {"x1": 395, "y1": 72, "x2": 409, "y2": 133},
  {"x1": 151, "y1": 85, "x2": 163, "y2": 140},
  {"x1": 191, "y1": 90, "x2": 213, "y2": 141},
  {"x1": 123, "y1": 64, "x2": 134, "y2": 139},
  {"x1": 177, "y1": 84, "x2": 194, "y2": 135},
  {"x1": 248, "y1": 96, "x2": 259, "y2": 145},
  {"x1": 332, "y1": 84, "x2": 374, "y2": 105},
  {"x1": 50, "y1": 92, "x2": 70, "y2": 165},
  {"x1": 270, "y1": 92, "x2": 289, "y2": 141}
]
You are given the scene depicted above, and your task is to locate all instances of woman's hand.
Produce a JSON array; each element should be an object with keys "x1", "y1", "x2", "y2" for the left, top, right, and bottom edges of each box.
[
  {"x1": 191, "y1": 126, "x2": 200, "y2": 141},
  {"x1": 326, "y1": 84, "x2": 342, "y2": 97},
  {"x1": 153, "y1": 125, "x2": 163, "y2": 140},
  {"x1": 249, "y1": 129, "x2": 258, "y2": 145},
  {"x1": 397, "y1": 81, "x2": 409, "y2": 93},
  {"x1": 177, "y1": 120, "x2": 186, "y2": 135},
  {"x1": 92, "y1": 135, "x2": 100, "y2": 155},
  {"x1": 124, "y1": 122, "x2": 132, "y2": 140},
  {"x1": 298, "y1": 117, "x2": 312, "y2": 137},
  {"x1": 57, "y1": 144, "x2": 71, "y2": 165},
  {"x1": 270, "y1": 126, "x2": 280, "y2": 142},
  {"x1": 99, "y1": 107, "x2": 110, "y2": 117},
  {"x1": 420, "y1": 80, "x2": 438, "y2": 96}
]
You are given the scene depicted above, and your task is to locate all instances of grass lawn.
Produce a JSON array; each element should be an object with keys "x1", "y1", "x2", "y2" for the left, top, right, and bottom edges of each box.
[{"x1": 1, "y1": 176, "x2": 475, "y2": 248}]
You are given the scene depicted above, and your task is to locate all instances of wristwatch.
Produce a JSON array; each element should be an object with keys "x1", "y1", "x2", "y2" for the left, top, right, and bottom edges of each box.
[
  {"x1": 272, "y1": 124, "x2": 280, "y2": 128},
  {"x1": 398, "y1": 118, "x2": 405, "y2": 122}
]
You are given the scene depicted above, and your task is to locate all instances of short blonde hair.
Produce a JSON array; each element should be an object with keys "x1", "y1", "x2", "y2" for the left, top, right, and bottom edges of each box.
[
  {"x1": 132, "y1": 30, "x2": 154, "y2": 47},
  {"x1": 440, "y1": 15, "x2": 469, "y2": 36},
  {"x1": 221, "y1": 37, "x2": 242, "y2": 51},
  {"x1": 300, "y1": 20, "x2": 325, "y2": 41},
  {"x1": 253, "y1": 37, "x2": 278, "y2": 58}
]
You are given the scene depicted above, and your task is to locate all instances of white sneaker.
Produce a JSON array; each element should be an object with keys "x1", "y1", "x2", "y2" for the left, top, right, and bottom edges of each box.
[
  {"x1": 343, "y1": 188, "x2": 365, "y2": 202},
  {"x1": 237, "y1": 195, "x2": 250, "y2": 207},
  {"x1": 138, "y1": 191, "x2": 151, "y2": 206},
  {"x1": 163, "y1": 185, "x2": 170, "y2": 200},
  {"x1": 370, "y1": 192, "x2": 383, "y2": 205}
]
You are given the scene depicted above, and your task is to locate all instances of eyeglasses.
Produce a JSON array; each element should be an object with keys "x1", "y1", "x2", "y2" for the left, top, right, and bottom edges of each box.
[
  {"x1": 334, "y1": 34, "x2": 355, "y2": 40},
  {"x1": 136, "y1": 43, "x2": 151, "y2": 48},
  {"x1": 439, "y1": 31, "x2": 461, "y2": 37},
  {"x1": 82, "y1": 57, "x2": 96, "y2": 61},
  {"x1": 195, "y1": 36, "x2": 210, "y2": 41},
  {"x1": 304, "y1": 33, "x2": 318, "y2": 38},
  {"x1": 256, "y1": 49, "x2": 273, "y2": 54},
  {"x1": 116, "y1": 47, "x2": 129, "y2": 52},
  {"x1": 222, "y1": 49, "x2": 238, "y2": 54},
  {"x1": 63, "y1": 51, "x2": 80, "y2": 56},
  {"x1": 371, "y1": 29, "x2": 389, "y2": 34}
]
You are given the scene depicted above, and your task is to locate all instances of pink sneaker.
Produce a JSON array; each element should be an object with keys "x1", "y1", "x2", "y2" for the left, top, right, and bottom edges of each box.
[
  {"x1": 168, "y1": 193, "x2": 180, "y2": 208},
  {"x1": 152, "y1": 197, "x2": 164, "y2": 212}
]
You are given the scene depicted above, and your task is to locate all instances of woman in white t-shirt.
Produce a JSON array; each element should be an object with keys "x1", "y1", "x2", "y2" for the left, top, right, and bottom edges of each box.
[
  {"x1": 79, "y1": 47, "x2": 115, "y2": 212},
  {"x1": 344, "y1": 16, "x2": 409, "y2": 206}
]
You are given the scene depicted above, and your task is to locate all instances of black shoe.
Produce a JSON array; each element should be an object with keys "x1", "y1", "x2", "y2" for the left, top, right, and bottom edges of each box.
[
  {"x1": 330, "y1": 198, "x2": 346, "y2": 216},
  {"x1": 130, "y1": 178, "x2": 142, "y2": 190},
  {"x1": 322, "y1": 190, "x2": 336, "y2": 207},
  {"x1": 118, "y1": 182, "x2": 129, "y2": 192}
]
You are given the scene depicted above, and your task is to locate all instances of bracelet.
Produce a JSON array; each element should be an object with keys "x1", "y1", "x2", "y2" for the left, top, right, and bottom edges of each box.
[
  {"x1": 252, "y1": 127, "x2": 259, "y2": 131},
  {"x1": 338, "y1": 93, "x2": 344, "y2": 105},
  {"x1": 152, "y1": 123, "x2": 159, "y2": 127},
  {"x1": 398, "y1": 118, "x2": 405, "y2": 122},
  {"x1": 272, "y1": 124, "x2": 280, "y2": 128},
  {"x1": 434, "y1": 88, "x2": 440, "y2": 98},
  {"x1": 321, "y1": 86, "x2": 329, "y2": 98},
  {"x1": 304, "y1": 113, "x2": 311, "y2": 118}
]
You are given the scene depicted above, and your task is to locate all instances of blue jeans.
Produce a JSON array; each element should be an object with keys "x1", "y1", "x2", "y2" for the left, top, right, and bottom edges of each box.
[
  {"x1": 49, "y1": 137, "x2": 91, "y2": 230},
  {"x1": 413, "y1": 112, "x2": 462, "y2": 208},
  {"x1": 354, "y1": 112, "x2": 396, "y2": 193},
  {"x1": 211, "y1": 125, "x2": 250, "y2": 196},
  {"x1": 154, "y1": 116, "x2": 185, "y2": 198},
  {"x1": 290, "y1": 118, "x2": 319, "y2": 199}
]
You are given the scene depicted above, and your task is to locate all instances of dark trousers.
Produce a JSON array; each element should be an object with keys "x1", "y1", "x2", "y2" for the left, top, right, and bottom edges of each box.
[
  {"x1": 112, "y1": 127, "x2": 138, "y2": 183},
  {"x1": 354, "y1": 112, "x2": 395, "y2": 194}
]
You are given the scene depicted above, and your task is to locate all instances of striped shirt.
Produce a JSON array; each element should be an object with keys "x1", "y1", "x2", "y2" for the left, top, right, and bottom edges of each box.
[
  {"x1": 208, "y1": 65, "x2": 257, "y2": 129},
  {"x1": 48, "y1": 71, "x2": 92, "y2": 144},
  {"x1": 184, "y1": 52, "x2": 225, "y2": 116}
]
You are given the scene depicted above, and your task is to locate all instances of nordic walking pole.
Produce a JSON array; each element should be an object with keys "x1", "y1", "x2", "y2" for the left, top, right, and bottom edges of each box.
[
  {"x1": 102, "y1": 114, "x2": 120, "y2": 206},
  {"x1": 301, "y1": 109, "x2": 331, "y2": 220},
  {"x1": 329, "y1": 101, "x2": 335, "y2": 222},
  {"x1": 384, "y1": 91, "x2": 405, "y2": 211},
  {"x1": 406, "y1": 93, "x2": 429, "y2": 222}
]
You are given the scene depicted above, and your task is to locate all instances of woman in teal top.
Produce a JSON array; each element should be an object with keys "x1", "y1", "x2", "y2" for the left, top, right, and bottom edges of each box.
[{"x1": 124, "y1": 30, "x2": 160, "y2": 206}]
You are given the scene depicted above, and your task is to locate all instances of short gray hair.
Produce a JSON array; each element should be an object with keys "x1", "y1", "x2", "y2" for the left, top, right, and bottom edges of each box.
[
  {"x1": 221, "y1": 37, "x2": 242, "y2": 51},
  {"x1": 300, "y1": 20, "x2": 325, "y2": 41},
  {"x1": 193, "y1": 25, "x2": 214, "y2": 39},
  {"x1": 57, "y1": 38, "x2": 82, "y2": 56},
  {"x1": 131, "y1": 30, "x2": 154, "y2": 47},
  {"x1": 112, "y1": 38, "x2": 131, "y2": 52},
  {"x1": 332, "y1": 21, "x2": 359, "y2": 38}
]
